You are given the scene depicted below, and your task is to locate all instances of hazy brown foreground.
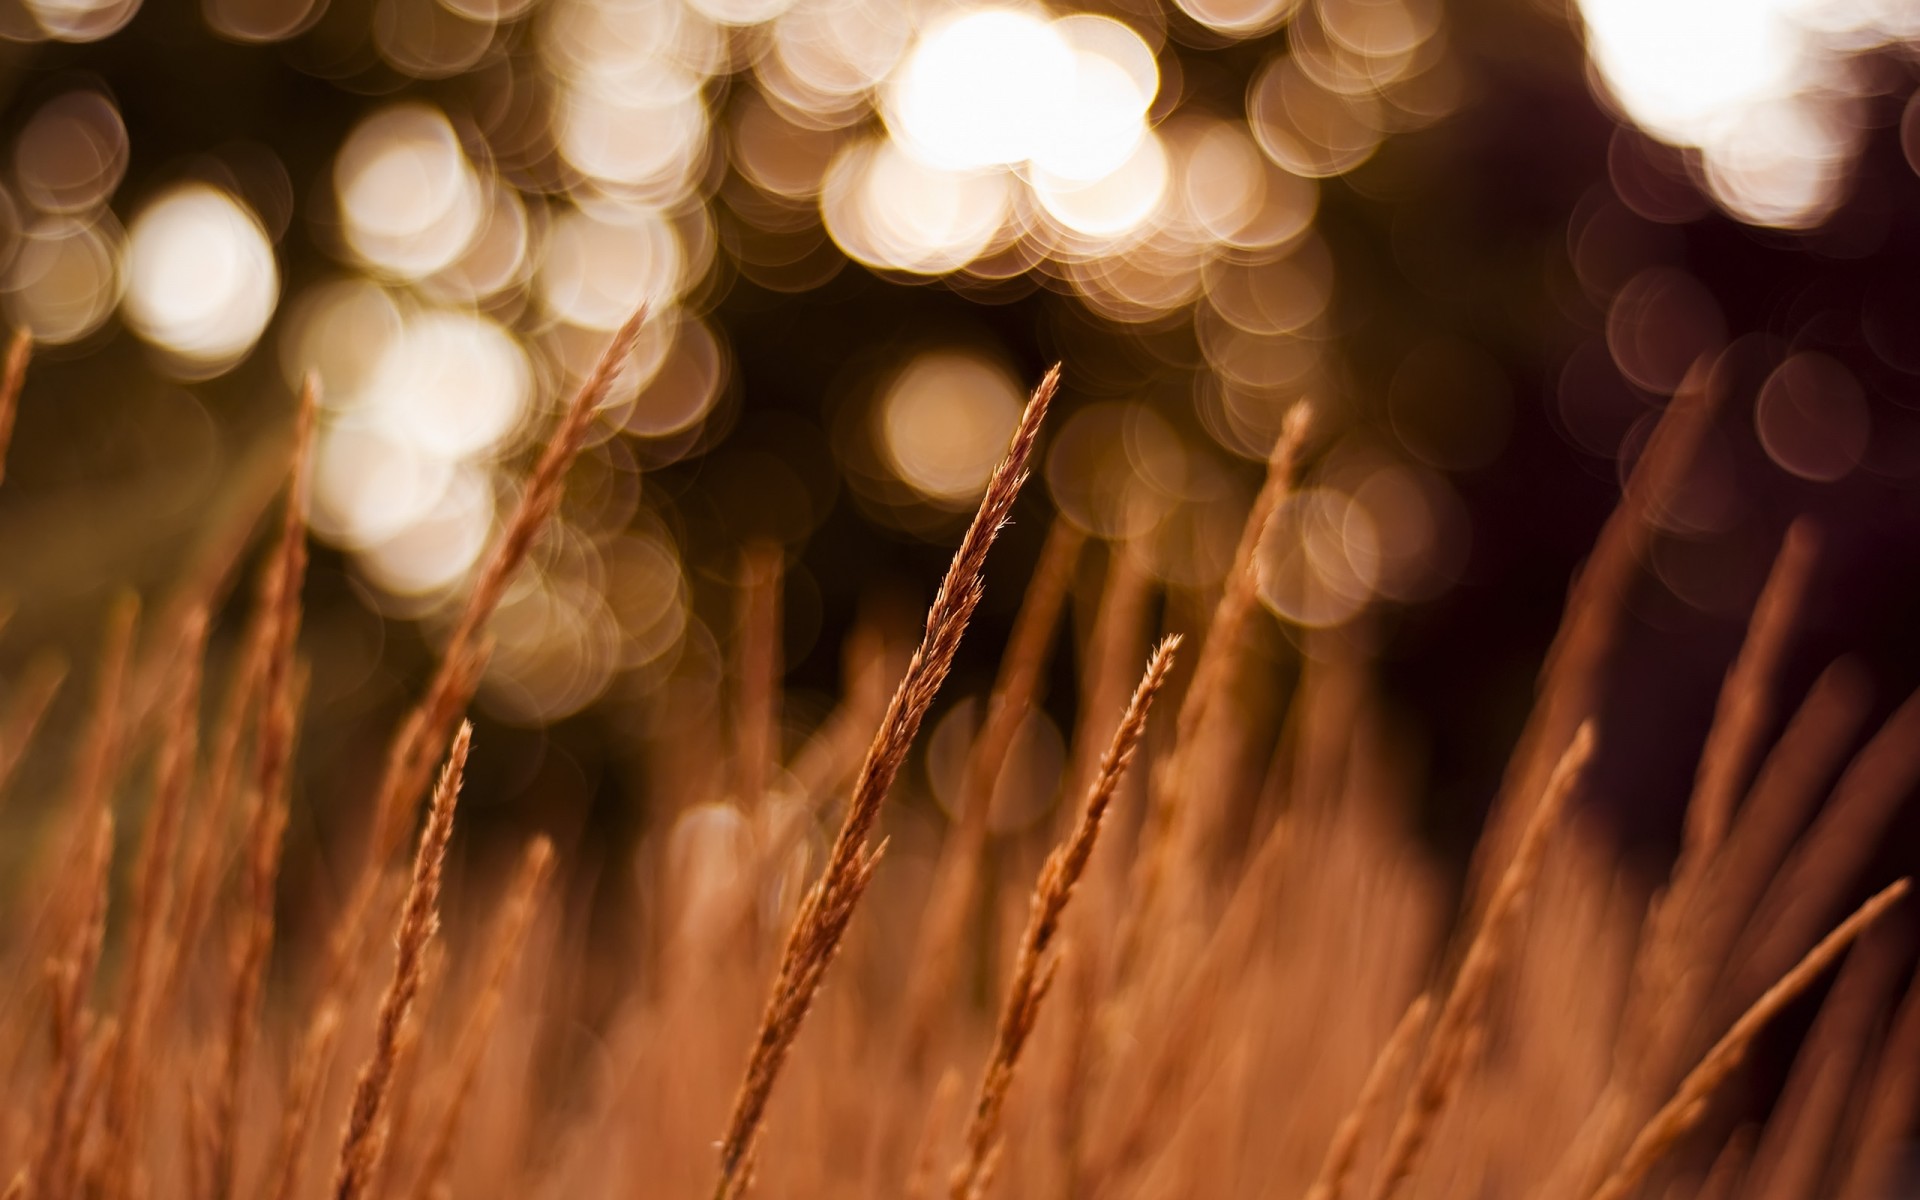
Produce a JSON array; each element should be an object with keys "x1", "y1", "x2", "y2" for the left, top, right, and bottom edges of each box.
[{"x1": 0, "y1": 313, "x2": 1911, "y2": 1200}]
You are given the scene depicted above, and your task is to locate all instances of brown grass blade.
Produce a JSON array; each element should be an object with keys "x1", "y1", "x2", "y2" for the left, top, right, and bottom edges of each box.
[
  {"x1": 1833, "y1": 938, "x2": 1920, "y2": 1200},
  {"x1": 1304, "y1": 994, "x2": 1433, "y2": 1200},
  {"x1": 0, "y1": 654, "x2": 65, "y2": 805},
  {"x1": 29, "y1": 807, "x2": 112, "y2": 1200},
  {"x1": 332, "y1": 723, "x2": 473, "y2": 1200},
  {"x1": 210, "y1": 373, "x2": 316, "y2": 1200},
  {"x1": 1118, "y1": 403, "x2": 1309, "y2": 977},
  {"x1": 900, "y1": 517, "x2": 1085, "y2": 1075},
  {"x1": 406, "y1": 835, "x2": 555, "y2": 1200},
  {"x1": 1586, "y1": 878, "x2": 1910, "y2": 1200},
  {"x1": 710, "y1": 363, "x2": 1058, "y2": 1200},
  {"x1": 0, "y1": 326, "x2": 29, "y2": 487},
  {"x1": 948, "y1": 636, "x2": 1180, "y2": 1200},
  {"x1": 1367, "y1": 722, "x2": 1596, "y2": 1200},
  {"x1": 368, "y1": 308, "x2": 648, "y2": 859},
  {"x1": 94, "y1": 604, "x2": 207, "y2": 1200}
]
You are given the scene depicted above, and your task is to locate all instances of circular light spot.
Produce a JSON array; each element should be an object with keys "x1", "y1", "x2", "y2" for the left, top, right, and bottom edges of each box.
[
  {"x1": 310, "y1": 415, "x2": 454, "y2": 549},
  {"x1": 204, "y1": 0, "x2": 323, "y2": 40},
  {"x1": 1755, "y1": 352, "x2": 1869, "y2": 483},
  {"x1": 334, "y1": 103, "x2": 484, "y2": 279},
  {"x1": 622, "y1": 316, "x2": 726, "y2": 438},
  {"x1": 1046, "y1": 402, "x2": 1182, "y2": 541},
  {"x1": 24, "y1": 0, "x2": 139, "y2": 40},
  {"x1": 359, "y1": 463, "x2": 494, "y2": 596},
  {"x1": 278, "y1": 279, "x2": 403, "y2": 400},
  {"x1": 558, "y1": 74, "x2": 708, "y2": 199},
  {"x1": 373, "y1": 0, "x2": 496, "y2": 79},
  {"x1": 878, "y1": 351, "x2": 1023, "y2": 505},
  {"x1": 14, "y1": 90, "x2": 127, "y2": 214},
  {"x1": 362, "y1": 309, "x2": 531, "y2": 458},
  {"x1": 122, "y1": 184, "x2": 278, "y2": 371},
  {"x1": 7, "y1": 213, "x2": 122, "y2": 344},
  {"x1": 1256, "y1": 487, "x2": 1380, "y2": 627},
  {"x1": 540, "y1": 204, "x2": 684, "y2": 330},
  {"x1": 687, "y1": 0, "x2": 794, "y2": 25},
  {"x1": 886, "y1": 7, "x2": 1075, "y2": 171},
  {"x1": 1249, "y1": 55, "x2": 1383, "y2": 179},
  {"x1": 1033, "y1": 130, "x2": 1169, "y2": 241},
  {"x1": 1606, "y1": 266, "x2": 1725, "y2": 394},
  {"x1": 1173, "y1": 0, "x2": 1299, "y2": 36},
  {"x1": 820, "y1": 136, "x2": 1012, "y2": 274}
]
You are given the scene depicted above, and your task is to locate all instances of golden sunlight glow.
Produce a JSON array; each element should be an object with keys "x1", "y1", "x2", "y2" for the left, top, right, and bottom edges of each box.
[
  {"x1": 14, "y1": 90, "x2": 126, "y2": 214},
  {"x1": 822, "y1": 137, "x2": 1013, "y2": 274},
  {"x1": 122, "y1": 184, "x2": 278, "y2": 371},
  {"x1": 540, "y1": 203, "x2": 685, "y2": 330},
  {"x1": 24, "y1": 0, "x2": 139, "y2": 41},
  {"x1": 334, "y1": 103, "x2": 484, "y2": 279},
  {"x1": 1256, "y1": 487, "x2": 1381, "y2": 628},
  {"x1": 878, "y1": 351, "x2": 1023, "y2": 504},
  {"x1": 360, "y1": 309, "x2": 531, "y2": 459},
  {"x1": 1576, "y1": 0, "x2": 1919, "y2": 226},
  {"x1": 7, "y1": 213, "x2": 122, "y2": 344},
  {"x1": 886, "y1": 8, "x2": 1075, "y2": 172}
]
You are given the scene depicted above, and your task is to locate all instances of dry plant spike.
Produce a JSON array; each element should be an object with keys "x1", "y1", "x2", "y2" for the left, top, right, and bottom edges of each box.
[
  {"x1": 1725, "y1": 686, "x2": 1920, "y2": 1006},
  {"x1": 1585, "y1": 877, "x2": 1910, "y2": 1200},
  {"x1": 1833, "y1": 938, "x2": 1920, "y2": 1200},
  {"x1": 333, "y1": 722, "x2": 473, "y2": 1200},
  {"x1": 948, "y1": 635, "x2": 1181, "y2": 1200},
  {"x1": 30, "y1": 807, "x2": 112, "y2": 1200},
  {"x1": 407, "y1": 835, "x2": 556, "y2": 1200},
  {"x1": 1681, "y1": 520, "x2": 1818, "y2": 863},
  {"x1": 1740, "y1": 914, "x2": 1901, "y2": 1200},
  {"x1": 0, "y1": 654, "x2": 65, "y2": 804},
  {"x1": 1471, "y1": 359, "x2": 1718, "y2": 913},
  {"x1": 369, "y1": 307, "x2": 649, "y2": 858},
  {"x1": 710, "y1": 363, "x2": 1059, "y2": 1200},
  {"x1": 1118, "y1": 403, "x2": 1309, "y2": 977},
  {"x1": 1367, "y1": 722, "x2": 1597, "y2": 1200},
  {"x1": 1303, "y1": 994, "x2": 1433, "y2": 1200},
  {"x1": 96, "y1": 605, "x2": 207, "y2": 1199},
  {"x1": 900, "y1": 517, "x2": 1085, "y2": 1074},
  {"x1": 211, "y1": 374, "x2": 317, "y2": 1200},
  {"x1": 0, "y1": 326, "x2": 29, "y2": 486}
]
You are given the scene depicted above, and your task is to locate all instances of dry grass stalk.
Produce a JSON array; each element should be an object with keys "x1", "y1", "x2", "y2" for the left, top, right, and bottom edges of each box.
[
  {"x1": 1118, "y1": 403, "x2": 1309, "y2": 978},
  {"x1": 210, "y1": 374, "x2": 317, "y2": 1200},
  {"x1": 29, "y1": 807, "x2": 112, "y2": 1200},
  {"x1": 1680, "y1": 520, "x2": 1817, "y2": 864},
  {"x1": 1723, "y1": 686, "x2": 1920, "y2": 1008},
  {"x1": 0, "y1": 327, "x2": 29, "y2": 486},
  {"x1": 899, "y1": 517, "x2": 1085, "y2": 1075},
  {"x1": 948, "y1": 635, "x2": 1180, "y2": 1200},
  {"x1": 1602, "y1": 526, "x2": 1825, "y2": 1141},
  {"x1": 710, "y1": 364, "x2": 1059, "y2": 1200},
  {"x1": 332, "y1": 723, "x2": 473, "y2": 1200},
  {"x1": 0, "y1": 655, "x2": 65, "y2": 804},
  {"x1": 1739, "y1": 916, "x2": 1902, "y2": 1200},
  {"x1": 1367, "y1": 722, "x2": 1596, "y2": 1200},
  {"x1": 1585, "y1": 878, "x2": 1910, "y2": 1200},
  {"x1": 407, "y1": 836, "x2": 555, "y2": 1200},
  {"x1": 368, "y1": 308, "x2": 649, "y2": 859},
  {"x1": 93, "y1": 605, "x2": 207, "y2": 1199},
  {"x1": 1472, "y1": 359, "x2": 1718, "y2": 911},
  {"x1": 1833, "y1": 937, "x2": 1920, "y2": 1200},
  {"x1": 1304, "y1": 994, "x2": 1433, "y2": 1200}
]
